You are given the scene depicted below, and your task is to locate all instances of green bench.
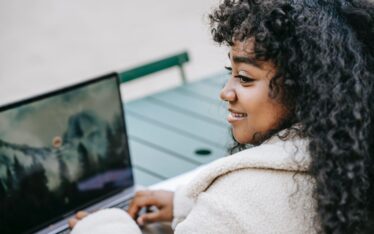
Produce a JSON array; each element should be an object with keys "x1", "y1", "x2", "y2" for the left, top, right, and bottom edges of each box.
[
  {"x1": 118, "y1": 51, "x2": 190, "y2": 84},
  {"x1": 118, "y1": 52, "x2": 229, "y2": 186}
]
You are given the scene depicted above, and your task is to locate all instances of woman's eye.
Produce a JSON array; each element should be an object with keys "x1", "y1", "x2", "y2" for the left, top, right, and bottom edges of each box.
[
  {"x1": 235, "y1": 75, "x2": 254, "y2": 83},
  {"x1": 224, "y1": 66, "x2": 232, "y2": 75},
  {"x1": 224, "y1": 66, "x2": 254, "y2": 83}
]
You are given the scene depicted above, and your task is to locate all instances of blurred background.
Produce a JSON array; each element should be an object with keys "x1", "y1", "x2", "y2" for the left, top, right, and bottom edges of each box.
[{"x1": 0, "y1": 0, "x2": 227, "y2": 105}]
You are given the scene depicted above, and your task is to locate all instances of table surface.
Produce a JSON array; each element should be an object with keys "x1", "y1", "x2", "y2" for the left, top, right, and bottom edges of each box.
[{"x1": 125, "y1": 71, "x2": 230, "y2": 186}]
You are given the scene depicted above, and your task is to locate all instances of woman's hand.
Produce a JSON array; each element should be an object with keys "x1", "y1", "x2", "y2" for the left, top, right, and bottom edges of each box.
[
  {"x1": 127, "y1": 190, "x2": 174, "y2": 225},
  {"x1": 68, "y1": 190, "x2": 174, "y2": 229},
  {"x1": 68, "y1": 211, "x2": 89, "y2": 229}
]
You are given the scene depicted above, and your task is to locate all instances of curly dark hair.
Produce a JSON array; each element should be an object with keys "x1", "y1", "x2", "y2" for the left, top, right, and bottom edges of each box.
[{"x1": 209, "y1": 0, "x2": 374, "y2": 233}]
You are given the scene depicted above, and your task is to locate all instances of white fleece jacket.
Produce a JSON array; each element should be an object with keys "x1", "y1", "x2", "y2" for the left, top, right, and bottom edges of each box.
[{"x1": 72, "y1": 134, "x2": 318, "y2": 234}]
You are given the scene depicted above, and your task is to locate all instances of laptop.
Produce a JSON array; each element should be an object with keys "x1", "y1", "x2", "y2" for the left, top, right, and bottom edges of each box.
[{"x1": 0, "y1": 73, "x2": 136, "y2": 234}]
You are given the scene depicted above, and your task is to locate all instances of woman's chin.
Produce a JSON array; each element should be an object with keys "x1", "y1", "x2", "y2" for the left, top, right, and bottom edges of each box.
[{"x1": 232, "y1": 133, "x2": 252, "y2": 145}]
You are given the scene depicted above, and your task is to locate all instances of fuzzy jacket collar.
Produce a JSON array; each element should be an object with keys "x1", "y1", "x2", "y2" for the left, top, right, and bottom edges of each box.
[{"x1": 186, "y1": 134, "x2": 310, "y2": 199}]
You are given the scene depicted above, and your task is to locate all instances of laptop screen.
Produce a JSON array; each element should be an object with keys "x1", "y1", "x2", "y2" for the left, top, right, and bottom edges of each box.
[{"x1": 0, "y1": 73, "x2": 134, "y2": 234}]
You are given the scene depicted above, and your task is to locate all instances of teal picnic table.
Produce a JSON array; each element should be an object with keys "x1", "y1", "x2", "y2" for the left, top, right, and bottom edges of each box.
[{"x1": 123, "y1": 70, "x2": 230, "y2": 186}]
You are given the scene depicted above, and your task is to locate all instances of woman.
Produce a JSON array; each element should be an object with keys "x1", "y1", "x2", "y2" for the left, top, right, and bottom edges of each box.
[{"x1": 69, "y1": 0, "x2": 374, "y2": 233}]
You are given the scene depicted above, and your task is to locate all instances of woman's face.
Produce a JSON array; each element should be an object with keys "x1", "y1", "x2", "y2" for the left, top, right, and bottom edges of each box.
[{"x1": 220, "y1": 40, "x2": 287, "y2": 144}]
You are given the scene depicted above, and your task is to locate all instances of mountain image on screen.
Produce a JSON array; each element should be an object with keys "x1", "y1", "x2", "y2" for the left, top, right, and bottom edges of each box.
[{"x1": 0, "y1": 77, "x2": 132, "y2": 234}]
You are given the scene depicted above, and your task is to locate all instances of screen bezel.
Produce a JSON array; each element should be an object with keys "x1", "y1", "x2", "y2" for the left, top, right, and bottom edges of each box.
[{"x1": 0, "y1": 72, "x2": 135, "y2": 233}]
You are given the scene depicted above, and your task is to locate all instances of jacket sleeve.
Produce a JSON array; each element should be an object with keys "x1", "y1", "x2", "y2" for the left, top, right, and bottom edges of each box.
[
  {"x1": 173, "y1": 168, "x2": 316, "y2": 234},
  {"x1": 171, "y1": 185, "x2": 194, "y2": 229},
  {"x1": 71, "y1": 208, "x2": 142, "y2": 234}
]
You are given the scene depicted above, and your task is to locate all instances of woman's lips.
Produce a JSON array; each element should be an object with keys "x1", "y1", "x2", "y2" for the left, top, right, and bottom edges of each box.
[{"x1": 227, "y1": 110, "x2": 248, "y2": 123}]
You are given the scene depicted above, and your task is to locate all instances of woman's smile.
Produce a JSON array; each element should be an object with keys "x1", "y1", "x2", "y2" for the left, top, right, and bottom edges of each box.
[{"x1": 227, "y1": 109, "x2": 248, "y2": 123}]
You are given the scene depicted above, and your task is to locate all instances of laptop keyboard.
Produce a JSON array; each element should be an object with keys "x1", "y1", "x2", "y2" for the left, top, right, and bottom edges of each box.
[
  {"x1": 56, "y1": 229, "x2": 70, "y2": 234},
  {"x1": 111, "y1": 199, "x2": 130, "y2": 210}
]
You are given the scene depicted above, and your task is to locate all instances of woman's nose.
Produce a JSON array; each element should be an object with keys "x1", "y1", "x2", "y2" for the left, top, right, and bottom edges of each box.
[{"x1": 220, "y1": 80, "x2": 236, "y2": 102}]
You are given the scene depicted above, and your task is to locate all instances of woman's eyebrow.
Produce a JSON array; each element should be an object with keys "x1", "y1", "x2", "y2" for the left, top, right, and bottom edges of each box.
[
  {"x1": 233, "y1": 56, "x2": 260, "y2": 68},
  {"x1": 227, "y1": 52, "x2": 260, "y2": 68}
]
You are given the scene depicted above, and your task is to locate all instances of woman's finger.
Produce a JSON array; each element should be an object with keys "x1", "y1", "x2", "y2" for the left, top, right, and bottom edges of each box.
[
  {"x1": 68, "y1": 218, "x2": 78, "y2": 229},
  {"x1": 68, "y1": 211, "x2": 89, "y2": 229},
  {"x1": 76, "y1": 211, "x2": 89, "y2": 219},
  {"x1": 128, "y1": 193, "x2": 160, "y2": 218},
  {"x1": 136, "y1": 210, "x2": 161, "y2": 225}
]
